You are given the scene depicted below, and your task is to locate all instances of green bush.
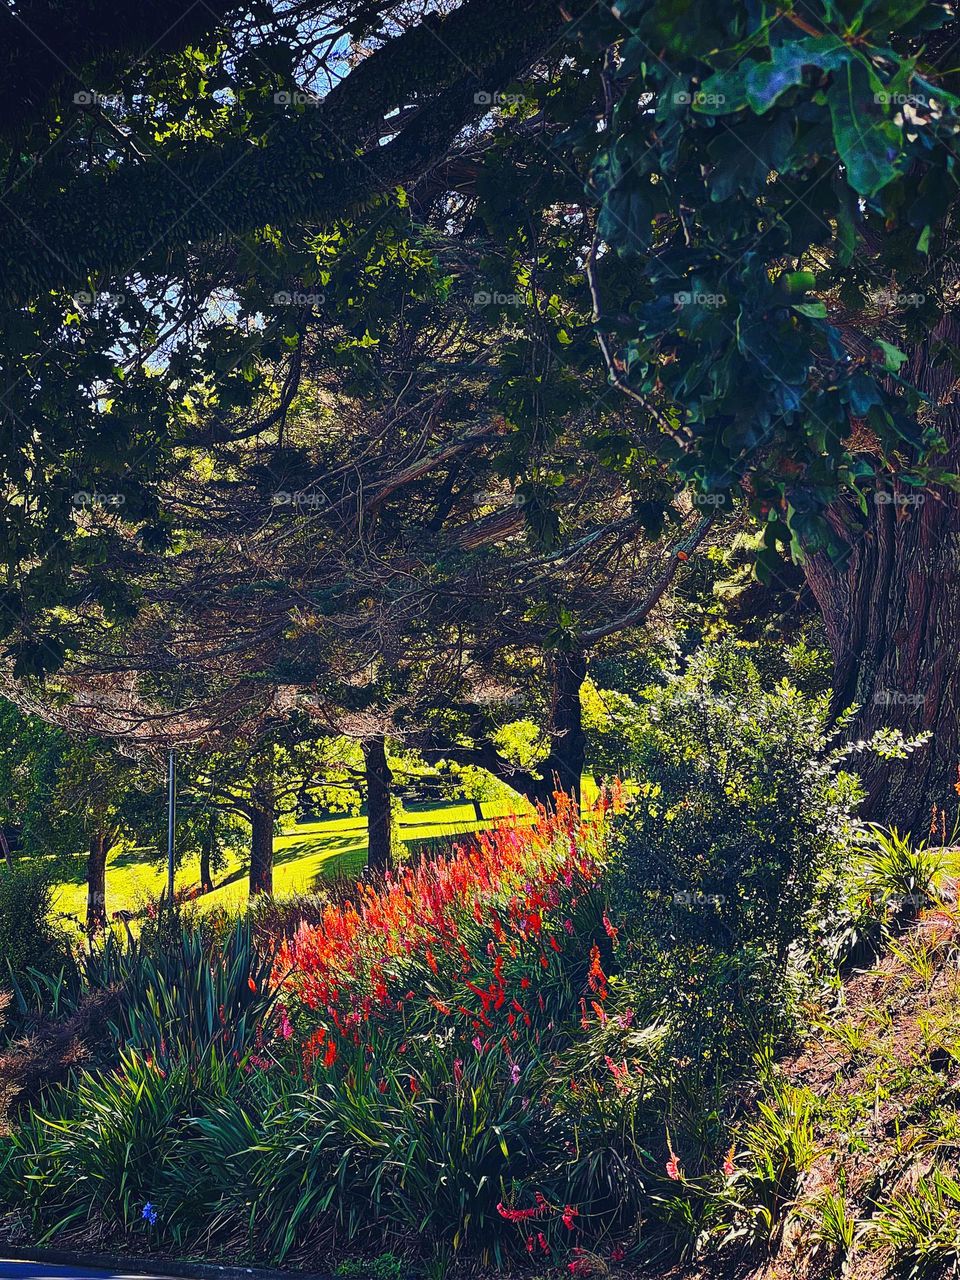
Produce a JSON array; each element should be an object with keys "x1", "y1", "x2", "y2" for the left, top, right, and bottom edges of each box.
[
  {"x1": 611, "y1": 642, "x2": 860, "y2": 964},
  {"x1": 605, "y1": 642, "x2": 862, "y2": 1070},
  {"x1": 0, "y1": 861, "x2": 66, "y2": 982}
]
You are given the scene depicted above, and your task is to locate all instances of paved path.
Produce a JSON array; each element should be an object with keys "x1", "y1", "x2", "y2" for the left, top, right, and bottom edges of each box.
[{"x1": 0, "y1": 1264, "x2": 184, "y2": 1279}]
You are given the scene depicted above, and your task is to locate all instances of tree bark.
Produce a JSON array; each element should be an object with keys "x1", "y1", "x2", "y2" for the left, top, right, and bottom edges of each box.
[
  {"x1": 802, "y1": 321, "x2": 960, "y2": 833},
  {"x1": 86, "y1": 830, "x2": 109, "y2": 934},
  {"x1": 363, "y1": 735, "x2": 394, "y2": 875},
  {"x1": 533, "y1": 649, "x2": 588, "y2": 808},
  {"x1": 248, "y1": 804, "x2": 274, "y2": 896},
  {"x1": 0, "y1": 827, "x2": 12, "y2": 868},
  {"x1": 199, "y1": 834, "x2": 214, "y2": 895}
]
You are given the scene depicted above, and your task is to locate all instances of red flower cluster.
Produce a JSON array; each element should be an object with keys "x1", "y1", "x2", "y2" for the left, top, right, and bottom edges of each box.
[{"x1": 279, "y1": 789, "x2": 622, "y2": 1067}]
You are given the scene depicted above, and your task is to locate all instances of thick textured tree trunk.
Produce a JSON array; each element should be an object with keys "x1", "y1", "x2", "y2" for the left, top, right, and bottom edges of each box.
[
  {"x1": 363, "y1": 735, "x2": 394, "y2": 875},
  {"x1": 531, "y1": 649, "x2": 588, "y2": 808},
  {"x1": 803, "y1": 323, "x2": 960, "y2": 832},
  {"x1": 248, "y1": 751, "x2": 276, "y2": 895},
  {"x1": 86, "y1": 830, "x2": 108, "y2": 934},
  {"x1": 249, "y1": 805, "x2": 274, "y2": 895}
]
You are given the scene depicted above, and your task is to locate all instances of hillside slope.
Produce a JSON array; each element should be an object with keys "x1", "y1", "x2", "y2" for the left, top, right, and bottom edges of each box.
[{"x1": 695, "y1": 899, "x2": 960, "y2": 1280}]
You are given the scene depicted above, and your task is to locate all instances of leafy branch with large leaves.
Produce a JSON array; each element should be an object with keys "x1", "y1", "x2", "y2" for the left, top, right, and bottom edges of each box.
[{"x1": 577, "y1": 0, "x2": 960, "y2": 572}]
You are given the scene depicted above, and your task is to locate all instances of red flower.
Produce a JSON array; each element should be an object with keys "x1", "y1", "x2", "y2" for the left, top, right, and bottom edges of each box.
[
  {"x1": 666, "y1": 1153, "x2": 681, "y2": 1181},
  {"x1": 496, "y1": 1202, "x2": 542, "y2": 1222},
  {"x1": 247, "y1": 976, "x2": 257, "y2": 992},
  {"x1": 610, "y1": 1245, "x2": 626, "y2": 1262},
  {"x1": 562, "y1": 1205, "x2": 579, "y2": 1230}
]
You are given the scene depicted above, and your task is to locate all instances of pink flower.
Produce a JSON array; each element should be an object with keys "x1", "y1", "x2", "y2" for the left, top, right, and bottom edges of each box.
[
  {"x1": 471, "y1": 1035, "x2": 483, "y2": 1053},
  {"x1": 723, "y1": 1144, "x2": 736, "y2": 1177},
  {"x1": 610, "y1": 1245, "x2": 626, "y2": 1262},
  {"x1": 453, "y1": 1058, "x2": 464, "y2": 1086},
  {"x1": 277, "y1": 1009, "x2": 294, "y2": 1040},
  {"x1": 509, "y1": 1061, "x2": 521, "y2": 1085},
  {"x1": 666, "y1": 1153, "x2": 681, "y2": 1181}
]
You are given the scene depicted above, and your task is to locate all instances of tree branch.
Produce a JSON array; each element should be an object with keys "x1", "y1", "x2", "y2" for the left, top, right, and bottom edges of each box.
[{"x1": 0, "y1": 0, "x2": 572, "y2": 304}]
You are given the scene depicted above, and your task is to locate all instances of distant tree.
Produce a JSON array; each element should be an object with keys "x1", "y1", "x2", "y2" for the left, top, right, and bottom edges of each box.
[
  {"x1": 0, "y1": 700, "x2": 160, "y2": 932},
  {"x1": 172, "y1": 724, "x2": 361, "y2": 895}
]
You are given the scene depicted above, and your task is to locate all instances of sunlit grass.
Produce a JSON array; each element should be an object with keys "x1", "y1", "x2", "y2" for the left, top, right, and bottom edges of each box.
[{"x1": 47, "y1": 794, "x2": 533, "y2": 926}]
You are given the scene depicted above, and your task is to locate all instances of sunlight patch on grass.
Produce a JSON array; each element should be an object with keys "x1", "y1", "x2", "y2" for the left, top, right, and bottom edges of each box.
[{"x1": 48, "y1": 794, "x2": 537, "y2": 924}]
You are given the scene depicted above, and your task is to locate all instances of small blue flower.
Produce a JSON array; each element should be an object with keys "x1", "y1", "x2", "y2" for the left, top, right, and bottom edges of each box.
[{"x1": 142, "y1": 1202, "x2": 158, "y2": 1226}]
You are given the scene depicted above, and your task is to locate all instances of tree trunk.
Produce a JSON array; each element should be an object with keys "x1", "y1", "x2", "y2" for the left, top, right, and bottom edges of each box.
[
  {"x1": 419, "y1": 651, "x2": 588, "y2": 811},
  {"x1": 0, "y1": 827, "x2": 12, "y2": 868},
  {"x1": 199, "y1": 835, "x2": 213, "y2": 895},
  {"x1": 86, "y1": 830, "x2": 108, "y2": 934},
  {"x1": 802, "y1": 323, "x2": 960, "y2": 833},
  {"x1": 249, "y1": 804, "x2": 274, "y2": 895},
  {"x1": 363, "y1": 735, "x2": 394, "y2": 875},
  {"x1": 531, "y1": 649, "x2": 587, "y2": 808}
]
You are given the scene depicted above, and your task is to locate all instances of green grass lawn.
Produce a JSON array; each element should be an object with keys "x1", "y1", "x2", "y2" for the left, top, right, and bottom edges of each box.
[{"x1": 48, "y1": 794, "x2": 530, "y2": 926}]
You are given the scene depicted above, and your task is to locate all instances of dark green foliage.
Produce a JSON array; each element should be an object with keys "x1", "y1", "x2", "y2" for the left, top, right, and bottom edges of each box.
[
  {"x1": 612, "y1": 642, "x2": 859, "y2": 961},
  {"x1": 80, "y1": 913, "x2": 280, "y2": 1066},
  {"x1": 582, "y1": 0, "x2": 960, "y2": 565},
  {"x1": 606, "y1": 642, "x2": 862, "y2": 1068},
  {"x1": 0, "y1": 862, "x2": 66, "y2": 982}
]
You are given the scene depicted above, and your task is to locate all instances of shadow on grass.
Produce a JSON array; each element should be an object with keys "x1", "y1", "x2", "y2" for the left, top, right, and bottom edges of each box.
[{"x1": 274, "y1": 834, "x2": 365, "y2": 865}]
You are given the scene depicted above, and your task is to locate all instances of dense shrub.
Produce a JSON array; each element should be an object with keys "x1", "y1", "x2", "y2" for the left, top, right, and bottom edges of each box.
[
  {"x1": 0, "y1": 862, "x2": 67, "y2": 983},
  {"x1": 605, "y1": 642, "x2": 862, "y2": 1069},
  {"x1": 79, "y1": 914, "x2": 281, "y2": 1067},
  {"x1": 611, "y1": 642, "x2": 860, "y2": 962}
]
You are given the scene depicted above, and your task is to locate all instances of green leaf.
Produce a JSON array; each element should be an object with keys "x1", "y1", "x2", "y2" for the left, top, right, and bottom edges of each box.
[
  {"x1": 828, "y1": 62, "x2": 903, "y2": 197},
  {"x1": 780, "y1": 271, "x2": 817, "y2": 295},
  {"x1": 874, "y1": 339, "x2": 908, "y2": 372},
  {"x1": 744, "y1": 36, "x2": 849, "y2": 114}
]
